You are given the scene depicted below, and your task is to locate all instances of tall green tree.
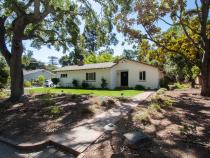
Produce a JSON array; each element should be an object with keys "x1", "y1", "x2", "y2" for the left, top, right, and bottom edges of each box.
[
  {"x1": 0, "y1": 0, "x2": 117, "y2": 101},
  {"x1": 115, "y1": 0, "x2": 210, "y2": 96}
]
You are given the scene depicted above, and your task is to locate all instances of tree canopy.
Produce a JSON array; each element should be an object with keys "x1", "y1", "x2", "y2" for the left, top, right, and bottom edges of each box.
[
  {"x1": 115, "y1": 0, "x2": 210, "y2": 96},
  {"x1": 0, "y1": 0, "x2": 118, "y2": 100}
]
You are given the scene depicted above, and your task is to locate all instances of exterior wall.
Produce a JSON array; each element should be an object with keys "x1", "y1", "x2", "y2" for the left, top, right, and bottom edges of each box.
[
  {"x1": 24, "y1": 70, "x2": 55, "y2": 81},
  {"x1": 56, "y1": 68, "x2": 112, "y2": 88},
  {"x1": 111, "y1": 60, "x2": 162, "y2": 89}
]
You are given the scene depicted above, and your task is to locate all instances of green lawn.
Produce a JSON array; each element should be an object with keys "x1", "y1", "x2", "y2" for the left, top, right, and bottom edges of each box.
[{"x1": 26, "y1": 88, "x2": 143, "y2": 97}]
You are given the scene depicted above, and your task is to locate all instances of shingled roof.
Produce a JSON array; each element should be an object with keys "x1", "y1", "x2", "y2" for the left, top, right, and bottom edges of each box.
[{"x1": 54, "y1": 62, "x2": 116, "y2": 72}]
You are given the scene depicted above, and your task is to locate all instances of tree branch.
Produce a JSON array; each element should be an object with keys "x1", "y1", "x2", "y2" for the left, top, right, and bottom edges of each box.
[
  {"x1": 34, "y1": 0, "x2": 41, "y2": 16},
  {"x1": 177, "y1": 5, "x2": 201, "y2": 51},
  {"x1": 142, "y1": 25, "x2": 195, "y2": 65}
]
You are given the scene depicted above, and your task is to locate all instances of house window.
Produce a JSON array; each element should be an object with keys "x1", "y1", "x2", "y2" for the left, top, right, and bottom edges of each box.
[
  {"x1": 61, "y1": 74, "x2": 67, "y2": 78},
  {"x1": 86, "y1": 72, "x2": 96, "y2": 81},
  {"x1": 139, "y1": 71, "x2": 146, "y2": 81}
]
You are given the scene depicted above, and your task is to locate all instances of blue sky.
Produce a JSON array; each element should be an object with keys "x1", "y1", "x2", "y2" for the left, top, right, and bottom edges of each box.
[{"x1": 26, "y1": 0, "x2": 199, "y2": 64}]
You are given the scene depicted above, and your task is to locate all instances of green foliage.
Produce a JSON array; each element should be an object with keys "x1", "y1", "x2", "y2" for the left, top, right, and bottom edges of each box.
[
  {"x1": 122, "y1": 49, "x2": 138, "y2": 60},
  {"x1": 179, "y1": 123, "x2": 197, "y2": 137},
  {"x1": 157, "y1": 88, "x2": 167, "y2": 95},
  {"x1": 24, "y1": 80, "x2": 32, "y2": 87},
  {"x1": 51, "y1": 78, "x2": 60, "y2": 85},
  {"x1": 37, "y1": 75, "x2": 45, "y2": 86},
  {"x1": 0, "y1": 56, "x2": 9, "y2": 89},
  {"x1": 81, "y1": 81, "x2": 89, "y2": 89},
  {"x1": 135, "y1": 85, "x2": 145, "y2": 90},
  {"x1": 59, "y1": 53, "x2": 75, "y2": 66},
  {"x1": 159, "y1": 76, "x2": 171, "y2": 88},
  {"x1": 84, "y1": 52, "x2": 118, "y2": 64},
  {"x1": 191, "y1": 66, "x2": 200, "y2": 80},
  {"x1": 101, "y1": 78, "x2": 108, "y2": 89},
  {"x1": 133, "y1": 111, "x2": 150, "y2": 125},
  {"x1": 72, "y1": 79, "x2": 79, "y2": 87},
  {"x1": 0, "y1": 90, "x2": 8, "y2": 99},
  {"x1": 174, "y1": 82, "x2": 190, "y2": 89},
  {"x1": 48, "y1": 105, "x2": 62, "y2": 118}
]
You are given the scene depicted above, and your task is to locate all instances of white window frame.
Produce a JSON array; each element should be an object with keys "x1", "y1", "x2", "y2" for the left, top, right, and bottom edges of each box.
[
  {"x1": 86, "y1": 72, "x2": 96, "y2": 81},
  {"x1": 139, "y1": 71, "x2": 146, "y2": 81},
  {"x1": 61, "y1": 74, "x2": 67, "y2": 78}
]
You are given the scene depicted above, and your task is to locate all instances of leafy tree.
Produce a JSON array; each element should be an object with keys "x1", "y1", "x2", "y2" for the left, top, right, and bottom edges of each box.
[
  {"x1": 122, "y1": 49, "x2": 138, "y2": 60},
  {"x1": 0, "y1": 56, "x2": 9, "y2": 89},
  {"x1": 22, "y1": 50, "x2": 33, "y2": 68},
  {"x1": 51, "y1": 78, "x2": 60, "y2": 86},
  {"x1": 26, "y1": 58, "x2": 45, "y2": 70},
  {"x1": 115, "y1": 0, "x2": 210, "y2": 96},
  {"x1": 45, "y1": 64, "x2": 57, "y2": 71},
  {"x1": 37, "y1": 75, "x2": 45, "y2": 86},
  {"x1": 48, "y1": 56, "x2": 58, "y2": 65},
  {"x1": 0, "y1": 0, "x2": 117, "y2": 101},
  {"x1": 59, "y1": 52, "x2": 75, "y2": 66},
  {"x1": 84, "y1": 52, "x2": 117, "y2": 64}
]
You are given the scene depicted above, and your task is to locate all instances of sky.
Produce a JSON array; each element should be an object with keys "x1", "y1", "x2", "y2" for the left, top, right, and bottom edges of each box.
[{"x1": 25, "y1": 0, "x2": 199, "y2": 64}]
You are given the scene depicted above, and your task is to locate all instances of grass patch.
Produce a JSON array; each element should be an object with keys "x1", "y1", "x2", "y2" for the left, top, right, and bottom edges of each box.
[{"x1": 26, "y1": 88, "x2": 143, "y2": 97}]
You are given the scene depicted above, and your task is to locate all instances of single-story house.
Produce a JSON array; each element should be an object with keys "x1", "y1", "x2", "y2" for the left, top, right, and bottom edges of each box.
[
  {"x1": 24, "y1": 69, "x2": 55, "y2": 81},
  {"x1": 54, "y1": 59, "x2": 163, "y2": 89}
]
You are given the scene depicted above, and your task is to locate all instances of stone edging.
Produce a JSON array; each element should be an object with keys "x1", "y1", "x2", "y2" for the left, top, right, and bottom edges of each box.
[{"x1": 0, "y1": 136, "x2": 80, "y2": 157}]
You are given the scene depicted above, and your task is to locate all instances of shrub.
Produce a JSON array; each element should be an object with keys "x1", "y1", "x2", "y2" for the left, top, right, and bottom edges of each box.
[
  {"x1": 101, "y1": 97, "x2": 116, "y2": 109},
  {"x1": 72, "y1": 79, "x2": 79, "y2": 87},
  {"x1": 81, "y1": 81, "x2": 89, "y2": 89},
  {"x1": 80, "y1": 107, "x2": 94, "y2": 116},
  {"x1": 101, "y1": 78, "x2": 108, "y2": 89},
  {"x1": 159, "y1": 76, "x2": 170, "y2": 88},
  {"x1": 157, "y1": 88, "x2": 167, "y2": 95},
  {"x1": 51, "y1": 78, "x2": 60, "y2": 85},
  {"x1": 0, "y1": 90, "x2": 8, "y2": 99},
  {"x1": 135, "y1": 85, "x2": 145, "y2": 90},
  {"x1": 133, "y1": 111, "x2": 150, "y2": 125},
  {"x1": 24, "y1": 80, "x2": 32, "y2": 87},
  {"x1": 48, "y1": 105, "x2": 62, "y2": 118},
  {"x1": 174, "y1": 82, "x2": 190, "y2": 89},
  {"x1": 37, "y1": 75, "x2": 45, "y2": 86}
]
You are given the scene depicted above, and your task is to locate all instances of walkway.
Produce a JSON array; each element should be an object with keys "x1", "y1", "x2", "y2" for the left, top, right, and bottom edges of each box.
[
  {"x1": 0, "y1": 142, "x2": 75, "y2": 158},
  {"x1": 50, "y1": 91, "x2": 154, "y2": 153},
  {"x1": 0, "y1": 91, "x2": 154, "y2": 157}
]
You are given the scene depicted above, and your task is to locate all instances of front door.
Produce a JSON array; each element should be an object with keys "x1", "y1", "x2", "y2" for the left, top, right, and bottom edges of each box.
[{"x1": 121, "y1": 71, "x2": 128, "y2": 87}]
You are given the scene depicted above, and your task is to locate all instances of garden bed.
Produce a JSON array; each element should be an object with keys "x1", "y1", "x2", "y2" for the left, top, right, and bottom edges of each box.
[
  {"x1": 0, "y1": 93, "x2": 122, "y2": 143},
  {"x1": 83, "y1": 88, "x2": 210, "y2": 158}
]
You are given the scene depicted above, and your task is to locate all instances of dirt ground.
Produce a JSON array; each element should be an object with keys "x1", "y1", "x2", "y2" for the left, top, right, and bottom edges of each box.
[
  {"x1": 0, "y1": 93, "x2": 118, "y2": 143},
  {"x1": 83, "y1": 89, "x2": 210, "y2": 158}
]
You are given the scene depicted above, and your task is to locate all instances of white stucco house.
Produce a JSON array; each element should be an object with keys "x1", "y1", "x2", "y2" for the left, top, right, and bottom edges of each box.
[
  {"x1": 24, "y1": 69, "x2": 55, "y2": 81},
  {"x1": 54, "y1": 59, "x2": 163, "y2": 89}
]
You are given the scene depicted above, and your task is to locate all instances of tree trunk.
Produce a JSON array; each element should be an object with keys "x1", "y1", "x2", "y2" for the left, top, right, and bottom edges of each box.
[
  {"x1": 200, "y1": 40, "x2": 210, "y2": 96},
  {"x1": 201, "y1": 61, "x2": 210, "y2": 96},
  {"x1": 10, "y1": 56, "x2": 24, "y2": 101},
  {"x1": 9, "y1": 39, "x2": 24, "y2": 101}
]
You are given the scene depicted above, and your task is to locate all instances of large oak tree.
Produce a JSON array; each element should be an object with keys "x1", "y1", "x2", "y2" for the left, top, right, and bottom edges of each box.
[
  {"x1": 115, "y1": 0, "x2": 210, "y2": 96},
  {"x1": 0, "y1": 0, "x2": 117, "y2": 101}
]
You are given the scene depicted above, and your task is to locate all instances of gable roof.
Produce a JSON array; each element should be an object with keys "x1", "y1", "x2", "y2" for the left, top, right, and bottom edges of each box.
[
  {"x1": 54, "y1": 59, "x2": 159, "y2": 72},
  {"x1": 54, "y1": 62, "x2": 116, "y2": 72},
  {"x1": 23, "y1": 69, "x2": 55, "y2": 75}
]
